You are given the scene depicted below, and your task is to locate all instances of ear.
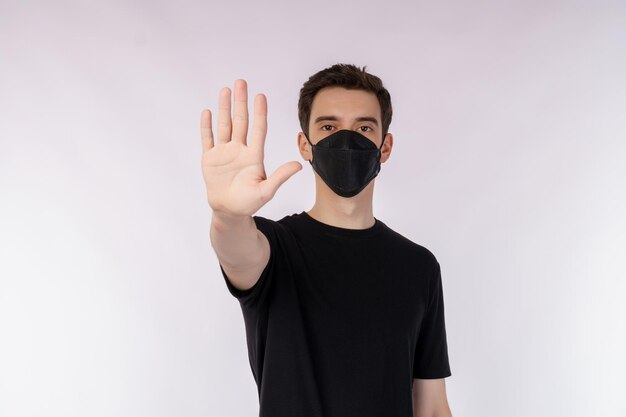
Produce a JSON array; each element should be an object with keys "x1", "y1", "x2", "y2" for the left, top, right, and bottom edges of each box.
[
  {"x1": 297, "y1": 131, "x2": 313, "y2": 162},
  {"x1": 380, "y1": 132, "x2": 393, "y2": 163}
]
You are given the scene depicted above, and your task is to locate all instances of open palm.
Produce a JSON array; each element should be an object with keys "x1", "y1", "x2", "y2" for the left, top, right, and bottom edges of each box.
[{"x1": 201, "y1": 80, "x2": 302, "y2": 217}]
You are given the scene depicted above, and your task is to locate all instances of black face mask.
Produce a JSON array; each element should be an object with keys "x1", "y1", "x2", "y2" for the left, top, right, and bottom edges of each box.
[{"x1": 304, "y1": 129, "x2": 386, "y2": 198}]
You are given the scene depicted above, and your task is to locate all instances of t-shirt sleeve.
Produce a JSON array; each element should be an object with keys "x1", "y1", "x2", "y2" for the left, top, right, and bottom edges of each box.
[
  {"x1": 220, "y1": 215, "x2": 280, "y2": 307},
  {"x1": 413, "y1": 260, "x2": 452, "y2": 379}
]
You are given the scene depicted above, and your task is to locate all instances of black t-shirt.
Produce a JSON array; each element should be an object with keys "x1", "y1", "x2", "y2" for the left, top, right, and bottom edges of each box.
[{"x1": 220, "y1": 211, "x2": 451, "y2": 417}]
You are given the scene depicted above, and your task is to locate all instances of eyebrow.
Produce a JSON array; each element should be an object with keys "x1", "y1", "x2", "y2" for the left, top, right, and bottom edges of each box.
[{"x1": 314, "y1": 115, "x2": 379, "y2": 126}]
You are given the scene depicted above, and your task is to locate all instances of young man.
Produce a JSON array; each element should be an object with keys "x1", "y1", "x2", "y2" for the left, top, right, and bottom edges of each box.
[{"x1": 200, "y1": 64, "x2": 453, "y2": 417}]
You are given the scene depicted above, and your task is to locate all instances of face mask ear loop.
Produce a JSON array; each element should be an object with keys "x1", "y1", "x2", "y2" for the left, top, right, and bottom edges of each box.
[{"x1": 377, "y1": 133, "x2": 387, "y2": 161}]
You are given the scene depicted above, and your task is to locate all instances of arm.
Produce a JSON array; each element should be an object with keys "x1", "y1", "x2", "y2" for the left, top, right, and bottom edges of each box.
[
  {"x1": 200, "y1": 79, "x2": 301, "y2": 290},
  {"x1": 209, "y1": 211, "x2": 269, "y2": 291},
  {"x1": 412, "y1": 378, "x2": 453, "y2": 417}
]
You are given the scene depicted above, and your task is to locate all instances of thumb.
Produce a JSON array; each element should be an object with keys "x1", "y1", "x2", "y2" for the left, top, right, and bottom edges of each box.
[{"x1": 260, "y1": 161, "x2": 303, "y2": 200}]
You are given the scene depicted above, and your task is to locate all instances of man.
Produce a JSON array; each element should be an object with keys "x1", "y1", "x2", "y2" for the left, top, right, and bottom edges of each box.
[{"x1": 200, "y1": 63, "x2": 453, "y2": 417}]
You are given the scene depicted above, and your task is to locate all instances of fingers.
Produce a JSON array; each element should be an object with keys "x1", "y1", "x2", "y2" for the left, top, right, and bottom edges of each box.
[
  {"x1": 231, "y1": 79, "x2": 249, "y2": 144},
  {"x1": 249, "y1": 93, "x2": 267, "y2": 154},
  {"x1": 259, "y1": 161, "x2": 303, "y2": 200},
  {"x1": 216, "y1": 87, "x2": 232, "y2": 144},
  {"x1": 200, "y1": 109, "x2": 214, "y2": 152}
]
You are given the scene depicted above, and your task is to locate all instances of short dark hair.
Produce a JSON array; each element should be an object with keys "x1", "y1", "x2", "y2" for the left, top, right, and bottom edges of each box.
[{"x1": 298, "y1": 63, "x2": 393, "y2": 138}]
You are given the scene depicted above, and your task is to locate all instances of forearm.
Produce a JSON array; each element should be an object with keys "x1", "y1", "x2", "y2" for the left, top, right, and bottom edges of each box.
[
  {"x1": 209, "y1": 210, "x2": 263, "y2": 268},
  {"x1": 413, "y1": 398, "x2": 453, "y2": 417}
]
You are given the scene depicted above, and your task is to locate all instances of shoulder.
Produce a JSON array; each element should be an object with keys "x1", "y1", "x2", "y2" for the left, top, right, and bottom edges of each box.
[
  {"x1": 379, "y1": 221, "x2": 439, "y2": 268},
  {"x1": 251, "y1": 213, "x2": 301, "y2": 243},
  {"x1": 252, "y1": 213, "x2": 300, "y2": 230}
]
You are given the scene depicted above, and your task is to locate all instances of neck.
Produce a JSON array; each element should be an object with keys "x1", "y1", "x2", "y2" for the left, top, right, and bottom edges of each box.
[{"x1": 307, "y1": 176, "x2": 376, "y2": 230}]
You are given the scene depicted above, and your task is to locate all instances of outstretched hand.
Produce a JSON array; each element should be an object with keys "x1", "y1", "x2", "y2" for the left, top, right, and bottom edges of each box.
[{"x1": 201, "y1": 79, "x2": 302, "y2": 217}]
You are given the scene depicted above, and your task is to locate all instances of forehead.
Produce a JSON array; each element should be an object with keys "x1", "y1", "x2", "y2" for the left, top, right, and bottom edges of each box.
[{"x1": 310, "y1": 87, "x2": 381, "y2": 120}]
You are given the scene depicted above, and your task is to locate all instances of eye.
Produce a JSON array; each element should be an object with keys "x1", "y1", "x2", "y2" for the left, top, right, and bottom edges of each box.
[
  {"x1": 321, "y1": 124, "x2": 334, "y2": 131},
  {"x1": 359, "y1": 126, "x2": 373, "y2": 132}
]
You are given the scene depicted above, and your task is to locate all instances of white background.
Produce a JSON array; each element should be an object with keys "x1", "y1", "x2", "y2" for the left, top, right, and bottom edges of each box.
[{"x1": 1, "y1": 0, "x2": 625, "y2": 416}]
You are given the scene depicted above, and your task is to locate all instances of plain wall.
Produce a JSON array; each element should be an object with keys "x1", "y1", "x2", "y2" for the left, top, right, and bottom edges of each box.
[{"x1": 1, "y1": 0, "x2": 625, "y2": 416}]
